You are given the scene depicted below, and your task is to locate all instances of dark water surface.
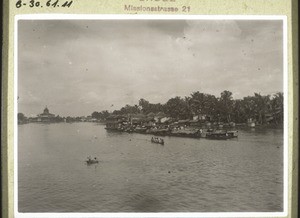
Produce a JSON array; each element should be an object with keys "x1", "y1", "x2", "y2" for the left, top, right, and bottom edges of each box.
[{"x1": 18, "y1": 123, "x2": 283, "y2": 212}]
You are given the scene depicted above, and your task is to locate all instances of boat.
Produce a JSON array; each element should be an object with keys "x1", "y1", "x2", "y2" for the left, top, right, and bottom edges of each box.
[
  {"x1": 147, "y1": 128, "x2": 170, "y2": 136},
  {"x1": 105, "y1": 127, "x2": 122, "y2": 131},
  {"x1": 227, "y1": 130, "x2": 238, "y2": 138},
  {"x1": 85, "y1": 157, "x2": 99, "y2": 165},
  {"x1": 170, "y1": 128, "x2": 201, "y2": 138},
  {"x1": 205, "y1": 129, "x2": 237, "y2": 140},
  {"x1": 206, "y1": 132, "x2": 233, "y2": 140},
  {"x1": 151, "y1": 137, "x2": 164, "y2": 145},
  {"x1": 134, "y1": 126, "x2": 147, "y2": 133}
]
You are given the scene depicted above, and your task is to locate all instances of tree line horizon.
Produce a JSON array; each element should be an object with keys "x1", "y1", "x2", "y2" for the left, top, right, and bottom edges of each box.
[{"x1": 92, "y1": 90, "x2": 284, "y2": 125}]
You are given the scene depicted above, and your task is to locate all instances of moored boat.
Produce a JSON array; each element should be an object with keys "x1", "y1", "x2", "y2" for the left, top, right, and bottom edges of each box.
[
  {"x1": 134, "y1": 126, "x2": 147, "y2": 133},
  {"x1": 205, "y1": 129, "x2": 238, "y2": 140},
  {"x1": 147, "y1": 128, "x2": 170, "y2": 136},
  {"x1": 170, "y1": 128, "x2": 201, "y2": 138},
  {"x1": 206, "y1": 132, "x2": 233, "y2": 140},
  {"x1": 227, "y1": 130, "x2": 238, "y2": 138}
]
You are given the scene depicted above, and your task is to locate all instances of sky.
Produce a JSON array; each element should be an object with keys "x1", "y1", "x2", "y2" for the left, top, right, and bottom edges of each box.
[{"x1": 18, "y1": 19, "x2": 284, "y2": 117}]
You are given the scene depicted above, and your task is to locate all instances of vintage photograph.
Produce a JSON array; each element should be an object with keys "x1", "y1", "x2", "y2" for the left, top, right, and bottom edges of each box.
[{"x1": 17, "y1": 17, "x2": 286, "y2": 213}]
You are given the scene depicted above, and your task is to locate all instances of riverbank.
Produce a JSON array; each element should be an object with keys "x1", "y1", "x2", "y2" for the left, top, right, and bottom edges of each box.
[
  {"x1": 105, "y1": 124, "x2": 239, "y2": 139},
  {"x1": 104, "y1": 120, "x2": 284, "y2": 139}
]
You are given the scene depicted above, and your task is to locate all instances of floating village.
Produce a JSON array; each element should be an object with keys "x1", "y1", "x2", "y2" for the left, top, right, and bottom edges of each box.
[
  {"x1": 104, "y1": 113, "x2": 239, "y2": 140},
  {"x1": 19, "y1": 107, "x2": 239, "y2": 140},
  {"x1": 18, "y1": 91, "x2": 283, "y2": 142}
]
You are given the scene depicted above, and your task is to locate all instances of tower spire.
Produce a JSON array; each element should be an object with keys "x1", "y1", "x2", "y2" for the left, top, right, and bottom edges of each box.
[{"x1": 44, "y1": 106, "x2": 49, "y2": 114}]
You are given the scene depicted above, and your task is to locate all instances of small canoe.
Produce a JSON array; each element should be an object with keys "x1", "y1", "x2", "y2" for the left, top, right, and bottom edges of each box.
[
  {"x1": 151, "y1": 138, "x2": 164, "y2": 145},
  {"x1": 86, "y1": 159, "x2": 99, "y2": 165}
]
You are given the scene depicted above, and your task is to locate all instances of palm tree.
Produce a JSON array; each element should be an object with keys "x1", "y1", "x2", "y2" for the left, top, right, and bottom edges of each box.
[
  {"x1": 253, "y1": 93, "x2": 271, "y2": 124},
  {"x1": 189, "y1": 91, "x2": 217, "y2": 119},
  {"x1": 241, "y1": 96, "x2": 256, "y2": 122},
  {"x1": 219, "y1": 90, "x2": 234, "y2": 123},
  {"x1": 164, "y1": 96, "x2": 191, "y2": 119},
  {"x1": 232, "y1": 99, "x2": 245, "y2": 123},
  {"x1": 270, "y1": 92, "x2": 284, "y2": 124}
]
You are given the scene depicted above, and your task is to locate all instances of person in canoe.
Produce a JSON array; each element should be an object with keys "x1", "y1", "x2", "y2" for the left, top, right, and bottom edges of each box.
[
  {"x1": 159, "y1": 138, "x2": 164, "y2": 145},
  {"x1": 86, "y1": 156, "x2": 99, "y2": 164},
  {"x1": 151, "y1": 137, "x2": 155, "y2": 143}
]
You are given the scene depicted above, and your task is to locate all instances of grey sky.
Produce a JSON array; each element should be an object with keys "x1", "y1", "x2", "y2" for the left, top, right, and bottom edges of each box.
[{"x1": 18, "y1": 19, "x2": 283, "y2": 117}]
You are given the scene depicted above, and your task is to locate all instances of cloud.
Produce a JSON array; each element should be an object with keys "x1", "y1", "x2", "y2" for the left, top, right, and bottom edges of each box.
[{"x1": 18, "y1": 19, "x2": 283, "y2": 116}]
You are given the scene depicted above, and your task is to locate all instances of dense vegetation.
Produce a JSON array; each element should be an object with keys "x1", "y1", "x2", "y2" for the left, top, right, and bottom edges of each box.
[{"x1": 91, "y1": 91, "x2": 284, "y2": 125}]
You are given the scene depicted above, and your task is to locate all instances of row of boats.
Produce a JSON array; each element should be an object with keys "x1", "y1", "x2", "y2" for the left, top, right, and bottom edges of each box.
[
  {"x1": 205, "y1": 129, "x2": 238, "y2": 140},
  {"x1": 106, "y1": 125, "x2": 238, "y2": 140},
  {"x1": 148, "y1": 130, "x2": 238, "y2": 147}
]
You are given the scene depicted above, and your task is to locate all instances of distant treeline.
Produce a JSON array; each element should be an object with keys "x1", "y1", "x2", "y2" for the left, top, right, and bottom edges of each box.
[
  {"x1": 17, "y1": 114, "x2": 92, "y2": 123},
  {"x1": 92, "y1": 90, "x2": 284, "y2": 125}
]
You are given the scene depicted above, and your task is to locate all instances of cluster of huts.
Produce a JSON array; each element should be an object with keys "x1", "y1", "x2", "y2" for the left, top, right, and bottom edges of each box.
[{"x1": 105, "y1": 112, "x2": 238, "y2": 139}]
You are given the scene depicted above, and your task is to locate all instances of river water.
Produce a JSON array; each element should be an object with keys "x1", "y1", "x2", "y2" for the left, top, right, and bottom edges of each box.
[{"x1": 18, "y1": 122, "x2": 283, "y2": 212}]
